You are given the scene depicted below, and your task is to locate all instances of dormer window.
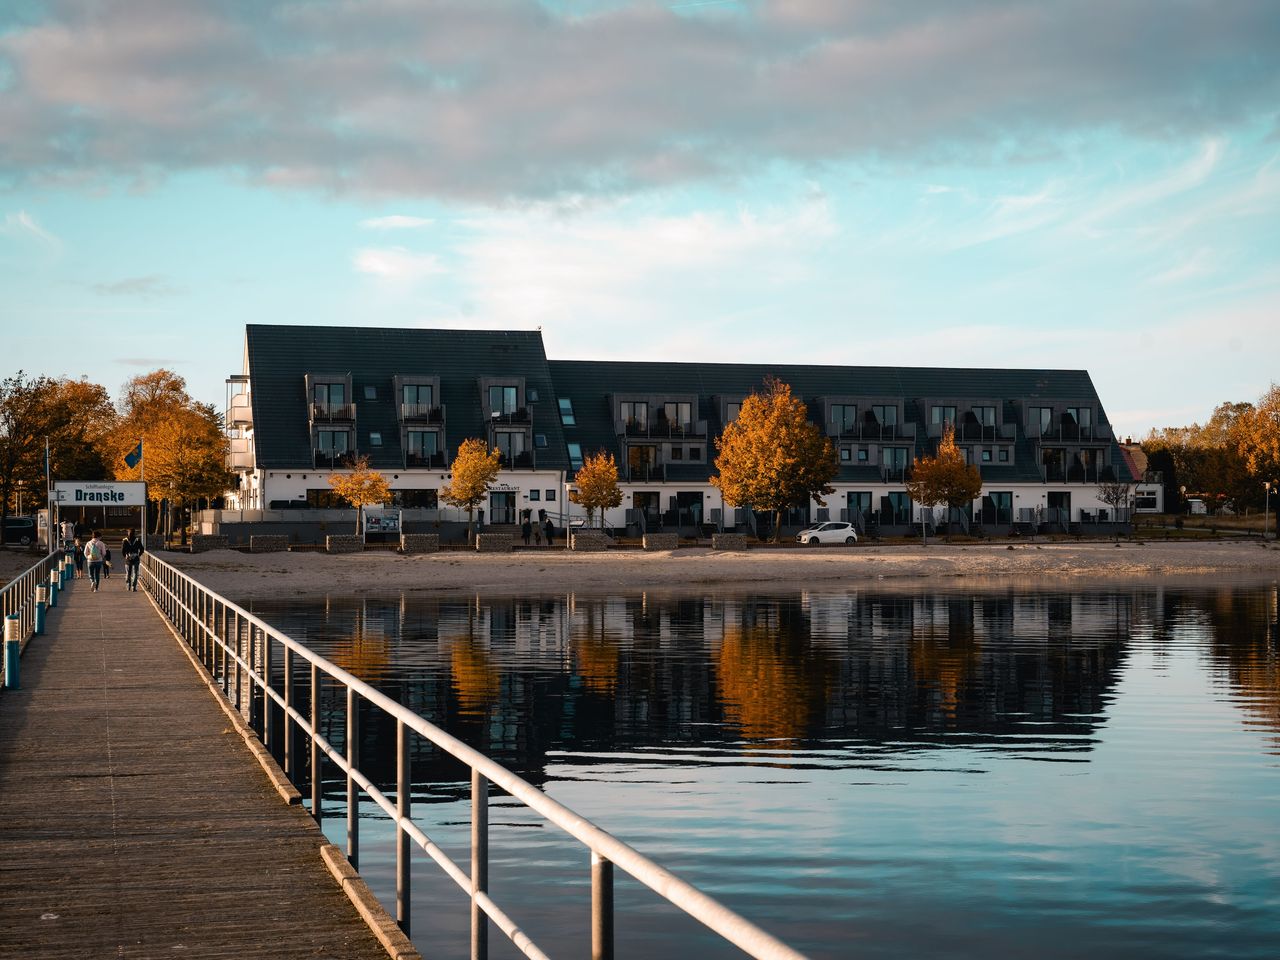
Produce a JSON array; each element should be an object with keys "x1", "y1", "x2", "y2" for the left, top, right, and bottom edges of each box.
[
  {"x1": 621, "y1": 401, "x2": 647, "y2": 429},
  {"x1": 973, "y1": 406, "x2": 996, "y2": 427},
  {"x1": 930, "y1": 405, "x2": 956, "y2": 426},
  {"x1": 314, "y1": 383, "x2": 345, "y2": 407},
  {"x1": 831, "y1": 404, "x2": 857, "y2": 431},
  {"x1": 662, "y1": 401, "x2": 692, "y2": 429},
  {"x1": 489, "y1": 385, "x2": 518, "y2": 416},
  {"x1": 403, "y1": 384, "x2": 433, "y2": 408}
]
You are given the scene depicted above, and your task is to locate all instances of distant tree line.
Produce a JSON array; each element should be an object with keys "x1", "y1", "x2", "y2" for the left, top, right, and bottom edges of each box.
[{"x1": 1143, "y1": 385, "x2": 1280, "y2": 512}]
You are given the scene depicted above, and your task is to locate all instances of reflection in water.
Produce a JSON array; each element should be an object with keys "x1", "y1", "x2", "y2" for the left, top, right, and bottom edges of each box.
[{"x1": 244, "y1": 582, "x2": 1280, "y2": 960}]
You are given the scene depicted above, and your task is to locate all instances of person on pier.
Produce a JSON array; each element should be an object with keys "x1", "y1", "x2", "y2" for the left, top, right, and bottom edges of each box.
[{"x1": 122, "y1": 529, "x2": 145, "y2": 592}]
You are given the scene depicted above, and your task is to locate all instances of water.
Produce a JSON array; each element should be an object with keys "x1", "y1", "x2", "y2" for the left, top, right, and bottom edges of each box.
[{"x1": 242, "y1": 582, "x2": 1280, "y2": 960}]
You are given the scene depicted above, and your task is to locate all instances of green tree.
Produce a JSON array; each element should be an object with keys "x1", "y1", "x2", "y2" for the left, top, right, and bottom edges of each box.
[
  {"x1": 711, "y1": 378, "x2": 836, "y2": 542},
  {"x1": 328, "y1": 456, "x2": 391, "y2": 534},
  {"x1": 569, "y1": 450, "x2": 623, "y2": 529},
  {"x1": 441, "y1": 438, "x2": 502, "y2": 541},
  {"x1": 906, "y1": 424, "x2": 983, "y2": 543}
]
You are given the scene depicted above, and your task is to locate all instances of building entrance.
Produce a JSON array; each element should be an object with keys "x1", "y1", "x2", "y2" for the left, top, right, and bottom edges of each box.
[{"x1": 489, "y1": 492, "x2": 516, "y2": 526}]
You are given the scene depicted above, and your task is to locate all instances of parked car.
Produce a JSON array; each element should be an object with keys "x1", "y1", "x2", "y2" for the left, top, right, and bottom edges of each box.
[
  {"x1": 797, "y1": 521, "x2": 858, "y2": 545},
  {"x1": 2, "y1": 515, "x2": 36, "y2": 545}
]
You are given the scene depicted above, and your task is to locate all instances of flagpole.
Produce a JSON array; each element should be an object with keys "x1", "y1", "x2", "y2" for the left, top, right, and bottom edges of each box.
[
  {"x1": 45, "y1": 438, "x2": 53, "y2": 556},
  {"x1": 140, "y1": 440, "x2": 147, "y2": 551}
]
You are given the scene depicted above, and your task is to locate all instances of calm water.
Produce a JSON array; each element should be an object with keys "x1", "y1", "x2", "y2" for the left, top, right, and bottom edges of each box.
[{"x1": 243, "y1": 582, "x2": 1280, "y2": 960}]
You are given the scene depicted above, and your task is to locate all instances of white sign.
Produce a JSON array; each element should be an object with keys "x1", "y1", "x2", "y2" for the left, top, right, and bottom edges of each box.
[{"x1": 54, "y1": 481, "x2": 147, "y2": 507}]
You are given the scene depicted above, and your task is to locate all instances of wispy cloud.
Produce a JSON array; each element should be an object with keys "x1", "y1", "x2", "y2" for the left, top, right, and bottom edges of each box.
[
  {"x1": 359, "y1": 215, "x2": 434, "y2": 230},
  {"x1": 115, "y1": 356, "x2": 184, "y2": 368},
  {"x1": 2, "y1": 210, "x2": 59, "y2": 245},
  {"x1": 1147, "y1": 249, "x2": 1215, "y2": 286},
  {"x1": 353, "y1": 246, "x2": 447, "y2": 281},
  {"x1": 92, "y1": 274, "x2": 176, "y2": 297}
]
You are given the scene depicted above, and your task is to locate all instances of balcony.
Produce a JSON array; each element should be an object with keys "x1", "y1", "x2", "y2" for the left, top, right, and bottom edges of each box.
[
  {"x1": 311, "y1": 402, "x2": 356, "y2": 422},
  {"x1": 400, "y1": 403, "x2": 445, "y2": 424},
  {"x1": 835, "y1": 421, "x2": 915, "y2": 442},
  {"x1": 488, "y1": 408, "x2": 531, "y2": 426},
  {"x1": 627, "y1": 464, "x2": 666, "y2": 483},
  {"x1": 880, "y1": 464, "x2": 911, "y2": 483},
  {"x1": 314, "y1": 449, "x2": 359, "y2": 469},
  {"x1": 622, "y1": 418, "x2": 708, "y2": 439},
  {"x1": 227, "y1": 436, "x2": 253, "y2": 471},
  {"x1": 946, "y1": 422, "x2": 1017, "y2": 442},
  {"x1": 1041, "y1": 463, "x2": 1115, "y2": 484},
  {"x1": 228, "y1": 393, "x2": 253, "y2": 426},
  {"x1": 405, "y1": 451, "x2": 448, "y2": 469},
  {"x1": 1031, "y1": 422, "x2": 1113, "y2": 442},
  {"x1": 498, "y1": 450, "x2": 535, "y2": 469}
]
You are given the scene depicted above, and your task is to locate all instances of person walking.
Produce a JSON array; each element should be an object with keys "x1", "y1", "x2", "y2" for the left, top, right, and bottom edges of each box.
[
  {"x1": 102, "y1": 545, "x2": 112, "y2": 580},
  {"x1": 73, "y1": 537, "x2": 86, "y2": 579},
  {"x1": 521, "y1": 516, "x2": 532, "y2": 546},
  {"x1": 544, "y1": 517, "x2": 555, "y2": 546},
  {"x1": 122, "y1": 528, "x2": 145, "y2": 592},
  {"x1": 84, "y1": 531, "x2": 107, "y2": 592}
]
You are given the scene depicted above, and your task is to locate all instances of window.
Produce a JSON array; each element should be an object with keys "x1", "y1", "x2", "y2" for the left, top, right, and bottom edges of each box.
[
  {"x1": 406, "y1": 430, "x2": 438, "y2": 458},
  {"x1": 1032, "y1": 406, "x2": 1053, "y2": 435},
  {"x1": 973, "y1": 405, "x2": 996, "y2": 427},
  {"x1": 402, "y1": 384, "x2": 433, "y2": 407},
  {"x1": 558, "y1": 398, "x2": 576, "y2": 425},
  {"x1": 364, "y1": 385, "x2": 377, "y2": 401},
  {"x1": 872, "y1": 404, "x2": 898, "y2": 426},
  {"x1": 489, "y1": 385, "x2": 518, "y2": 416},
  {"x1": 314, "y1": 383, "x2": 345, "y2": 406},
  {"x1": 840, "y1": 447, "x2": 852, "y2": 463},
  {"x1": 999, "y1": 448, "x2": 1009, "y2": 463},
  {"x1": 726, "y1": 402, "x2": 741, "y2": 422},
  {"x1": 883, "y1": 447, "x2": 908, "y2": 472},
  {"x1": 529, "y1": 489, "x2": 540, "y2": 502},
  {"x1": 930, "y1": 405, "x2": 957, "y2": 426},
  {"x1": 663, "y1": 401, "x2": 692, "y2": 428},
  {"x1": 534, "y1": 433, "x2": 548, "y2": 448},
  {"x1": 670, "y1": 446, "x2": 684, "y2": 461},
  {"x1": 495, "y1": 431, "x2": 526, "y2": 462},
  {"x1": 391, "y1": 489, "x2": 439, "y2": 509},
  {"x1": 620, "y1": 401, "x2": 647, "y2": 429},
  {"x1": 884, "y1": 491, "x2": 911, "y2": 525},
  {"x1": 689, "y1": 446, "x2": 702, "y2": 460},
  {"x1": 857, "y1": 447, "x2": 868, "y2": 462},
  {"x1": 831, "y1": 404, "x2": 857, "y2": 431},
  {"x1": 567, "y1": 443, "x2": 583, "y2": 468},
  {"x1": 981, "y1": 448, "x2": 992, "y2": 463},
  {"x1": 369, "y1": 432, "x2": 382, "y2": 447},
  {"x1": 545, "y1": 488, "x2": 557, "y2": 502},
  {"x1": 527, "y1": 387, "x2": 539, "y2": 403},
  {"x1": 316, "y1": 430, "x2": 350, "y2": 453},
  {"x1": 306, "y1": 488, "x2": 350, "y2": 508}
]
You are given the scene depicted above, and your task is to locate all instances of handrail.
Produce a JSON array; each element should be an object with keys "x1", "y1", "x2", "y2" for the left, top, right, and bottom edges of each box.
[
  {"x1": 140, "y1": 553, "x2": 808, "y2": 960},
  {"x1": 1, "y1": 551, "x2": 64, "y2": 687}
]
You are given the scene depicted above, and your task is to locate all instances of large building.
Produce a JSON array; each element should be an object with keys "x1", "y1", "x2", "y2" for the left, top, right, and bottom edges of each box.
[{"x1": 225, "y1": 324, "x2": 1134, "y2": 538}]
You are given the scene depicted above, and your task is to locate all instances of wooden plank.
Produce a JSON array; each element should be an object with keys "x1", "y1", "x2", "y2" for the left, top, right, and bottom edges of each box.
[{"x1": 0, "y1": 575, "x2": 395, "y2": 959}]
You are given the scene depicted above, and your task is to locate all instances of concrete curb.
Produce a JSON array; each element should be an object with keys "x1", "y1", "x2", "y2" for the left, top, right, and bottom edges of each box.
[{"x1": 321, "y1": 845, "x2": 423, "y2": 960}]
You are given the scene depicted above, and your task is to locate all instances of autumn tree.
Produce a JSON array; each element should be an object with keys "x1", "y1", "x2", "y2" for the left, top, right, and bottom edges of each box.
[
  {"x1": 328, "y1": 456, "x2": 391, "y2": 534},
  {"x1": 1233, "y1": 384, "x2": 1280, "y2": 491},
  {"x1": 440, "y1": 438, "x2": 502, "y2": 541},
  {"x1": 905, "y1": 424, "x2": 983, "y2": 544},
  {"x1": 711, "y1": 378, "x2": 836, "y2": 542},
  {"x1": 569, "y1": 450, "x2": 623, "y2": 529},
  {"x1": 0, "y1": 373, "x2": 54, "y2": 542}
]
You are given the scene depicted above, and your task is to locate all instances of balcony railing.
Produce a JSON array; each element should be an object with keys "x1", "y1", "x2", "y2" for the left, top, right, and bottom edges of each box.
[
  {"x1": 311, "y1": 402, "x2": 356, "y2": 422},
  {"x1": 400, "y1": 403, "x2": 445, "y2": 423},
  {"x1": 489, "y1": 408, "x2": 531, "y2": 426},
  {"x1": 622, "y1": 419, "x2": 708, "y2": 439},
  {"x1": 627, "y1": 464, "x2": 666, "y2": 482},
  {"x1": 498, "y1": 450, "x2": 535, "y2": 469},
  {"x1": 1041, "y1": 464, "x2": 1116, "y2": 483},
  {"x1": 1031, "y1": 423, "x2": 1113, "y2": 442},
  {"x1": 405, "y1": 451, "x2": 448, "y2": 469},
  {"x1": 880, "y1": 464, "x2": 911, "y2": 483},
  {"x1": 228, "y1": 393, "x2": 253, "y2": 426},
  {"x1": 314, "y1": 449, "x2": 359, "y2": 468},
  {"x1": 834, "y1": 422, "x2": 915, "y2": 441}
]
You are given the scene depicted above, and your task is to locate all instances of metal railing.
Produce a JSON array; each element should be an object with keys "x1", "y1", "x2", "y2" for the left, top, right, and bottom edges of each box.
[
  {"x1": 1, "y1": 551, "x2": 64, "y2": 687},
  {"x1": 140, "y1": 553, "x2": 807, "y2": 960}
]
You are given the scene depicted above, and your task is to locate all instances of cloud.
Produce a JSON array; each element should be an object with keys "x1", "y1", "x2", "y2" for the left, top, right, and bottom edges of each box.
[
  {"x1": 359, "y1": 215, "x2": 434, "y2": 230},
  {"x1": 0, "y1": 1, "x2": 1276, "y2": 200},
  {"x1": 115, "y1": 356, "x2": 184, "y2": 368},
  {"x1": 2, "y1": 210, "x2": 58, "y2": 245},
  {"x1": 353, "y1": 246, "x2": 447, "y2": 281},
  {"x1": 92, "y1": 274, "x2": 176, "y2": 297}
]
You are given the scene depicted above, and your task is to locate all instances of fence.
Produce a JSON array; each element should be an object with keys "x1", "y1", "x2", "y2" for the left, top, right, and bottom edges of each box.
[
  {"x1": 140, "y1": 553, "x2": 807, "y2": 960},
  {"x1": 1, "y1": 551, "x2": 63, "y2": 687}
]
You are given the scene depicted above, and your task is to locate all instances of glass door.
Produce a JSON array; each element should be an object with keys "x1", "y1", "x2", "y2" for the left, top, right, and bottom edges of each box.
[{"x1": 489, "y1": 492, "x2": 516, "y2": 526}]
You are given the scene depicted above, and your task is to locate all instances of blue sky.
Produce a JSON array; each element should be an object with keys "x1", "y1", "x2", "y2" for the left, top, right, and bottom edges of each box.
[{"x1": 3, "y1": 0, "x2": 1278, "y2": 436}]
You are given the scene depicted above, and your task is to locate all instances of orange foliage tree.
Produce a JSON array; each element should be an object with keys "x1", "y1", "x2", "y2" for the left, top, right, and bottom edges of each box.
[
  {"x1": 327, "y1": 455, "x2": 390, "y2": 534},
  {"x1": 906, "y1": 423, "x2": 982, "y2": 543},
  {"x1": 441, "y1": 438, "x2": 502, "y2": 540},
  {"x1": 569, "y1": 450, "x2": 622, "y2": 529}
]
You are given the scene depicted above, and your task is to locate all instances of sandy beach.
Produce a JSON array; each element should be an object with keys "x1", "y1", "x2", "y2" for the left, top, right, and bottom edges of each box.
[{"x1": 156, "y1": 540, "x2": 1280, "y2": 600}]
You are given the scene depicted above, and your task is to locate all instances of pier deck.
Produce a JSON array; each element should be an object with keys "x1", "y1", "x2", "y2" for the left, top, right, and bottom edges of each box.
[{"x1": 0, "y1": 573, "x2": 390, "y2": 959}]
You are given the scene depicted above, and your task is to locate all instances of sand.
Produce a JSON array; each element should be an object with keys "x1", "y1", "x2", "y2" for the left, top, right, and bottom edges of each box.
[{"x1": 163, "y1": 539, "x2": 1280, "y2": 600}]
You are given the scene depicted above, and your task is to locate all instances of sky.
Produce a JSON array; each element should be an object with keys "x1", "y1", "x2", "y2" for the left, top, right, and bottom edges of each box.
[{"x1": 2, "y1": 0, "x2": 1278, "y2": 438}]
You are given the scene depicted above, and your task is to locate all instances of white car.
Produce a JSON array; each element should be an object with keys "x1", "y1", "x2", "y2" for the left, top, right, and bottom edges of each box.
[{"x1": 796, "y1": 521, "x2": 858, "y2": 545}]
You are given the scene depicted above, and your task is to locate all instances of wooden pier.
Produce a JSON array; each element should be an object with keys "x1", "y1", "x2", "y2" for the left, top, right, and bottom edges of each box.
[{"x1": 0, "y1": 573, "x2": 395, "y2": 959}]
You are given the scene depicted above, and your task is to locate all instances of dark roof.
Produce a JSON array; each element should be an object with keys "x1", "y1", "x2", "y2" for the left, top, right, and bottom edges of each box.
[
  {"x1": 246, "y1": 325, "x2": 568, "y2": 471},
  {"x1": 549, "y1": 359, "x2": 1131, "y2": 483}
]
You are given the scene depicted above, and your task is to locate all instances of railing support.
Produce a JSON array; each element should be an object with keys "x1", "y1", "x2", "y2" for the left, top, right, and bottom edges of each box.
[
  {"x1": 472, "y1": 770, "x2": 489, "y2": 960},
  {"x1": 310, "y1": 663, "x2": 322, "y2": 823},
  {"x1": 592, "y1": 851, "x2": 614, "y2": 960},
  {"x1": 282, "y1": 645, "x2": 294, "y2": 779},
  {"x1": 397, "y1": 718, "x2": 411, "y2": 937},
  {"x1": 347, "y1": 686, "x2": 359, "y2": 869}
]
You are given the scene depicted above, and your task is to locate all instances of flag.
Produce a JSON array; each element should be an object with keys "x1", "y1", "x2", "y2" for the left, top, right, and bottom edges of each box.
[{"x1": 125, "y1": 441, "x2": 143, "y2": 469}]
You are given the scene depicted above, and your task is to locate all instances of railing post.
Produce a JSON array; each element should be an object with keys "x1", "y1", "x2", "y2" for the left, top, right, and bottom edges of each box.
[
  {"x1": 282, "y1": 645, "x2": 294, "y2": 780},
  {"x1": 4, "y1": 614, "x2": 20, "y2": 689},
  {"x1": 397, "y1": 718, "x2": 411, "y2": 937},
  {"x1": 346, "y1": 686, "x2": 359, "y2": 869},
  {"x1": 262, "y1": 629, "x2": 273, "y2": 753},
  {"x1": 35, "y1": 586, "x2": 47, "y2": 635},
  {"x1": 592, "y1": 851, "x2": 615, "y2": 960},
  {"x1": 219, "y1": 602, "x2": 229, "y2": 693},
  {"x1": 310, "y1": 662, "x2": 322, "y2": 823},
  {"x1": 472, "y1": 769, "x2": 488, "y2": 960}
]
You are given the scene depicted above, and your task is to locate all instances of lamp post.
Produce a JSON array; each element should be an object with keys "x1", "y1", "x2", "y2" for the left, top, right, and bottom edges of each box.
[
  {"x1": 1265, "y1": 481, "x2": 1272, "y2": 541},
  {"x1": 1180, "y1": 485, "x2": 1186, "y2": 515}
]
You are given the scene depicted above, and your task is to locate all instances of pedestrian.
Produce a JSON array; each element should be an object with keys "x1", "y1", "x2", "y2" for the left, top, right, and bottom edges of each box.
[
  {"x1": 59, "y1": 518, "x2": 75, "y2": 549},
  {"x1": 544, "y1": 517, "x2": 555, "y2": 546},
  {"x1": 534, "y1": 526, "x2": 542, "y2": 546},
  {"x1": 521, "y1": 516, "x2": 532, "y2": 546},
  {"x1": 73, "y1": 537, "x2": 86, "y2": 579},
  {"x1": 121, "y1": 528, "x2": 145, "y2": 592},
  {"x1": 84, "y1": 531, "x2": 107, "y2": 592},
  {"x1": 103, "y1": 545, "x2": 112, "y2": 580}
]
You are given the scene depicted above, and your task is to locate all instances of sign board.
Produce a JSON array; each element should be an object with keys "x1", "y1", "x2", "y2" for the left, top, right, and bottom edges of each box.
[
  {"x1": 53, "y1": 481, "x2": 148, "y2": 507},
  {"x1": 363, "y1": 507, "x2": 401, "y2": 533}
]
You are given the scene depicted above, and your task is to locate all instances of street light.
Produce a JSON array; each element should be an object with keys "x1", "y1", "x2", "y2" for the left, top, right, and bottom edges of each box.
[{"x1": 1266, "y1": 481, "x2": 1273, "y2": 541}]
